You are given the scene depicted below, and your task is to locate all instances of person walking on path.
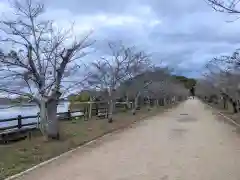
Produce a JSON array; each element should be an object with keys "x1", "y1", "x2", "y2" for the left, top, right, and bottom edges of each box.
[{"x1": 190, "y1": 86, "x2": 195, "y2": 99}]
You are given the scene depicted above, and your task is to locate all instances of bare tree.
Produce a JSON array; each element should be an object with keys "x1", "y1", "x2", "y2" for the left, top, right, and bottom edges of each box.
[
  {"x1": 88, "y1": 41, "x2": 151, "y2": 122},
  {"x1": 128, "y1": 79, "x2": 153, "y2": 114},
  {"x1": 198, "y1": 50, "x2": 240, "y2": 113},
  {"x1": 0, "y1": 0, "x2": 93, "y2": 139},
  {"x1": 127, "y1": 68, "x2": 167, "y2": 114},
  {"x1": 123, "y1": 67, "x2": 189, "y2": 114}
]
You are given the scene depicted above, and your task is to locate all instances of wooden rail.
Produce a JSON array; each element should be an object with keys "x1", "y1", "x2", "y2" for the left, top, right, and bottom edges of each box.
[
  {"x1": 0, "y1": 110, "x2": 84, "y2": 131},
  {"x1": 0, "y1": 99, "x2": 175, "y2": 132}
]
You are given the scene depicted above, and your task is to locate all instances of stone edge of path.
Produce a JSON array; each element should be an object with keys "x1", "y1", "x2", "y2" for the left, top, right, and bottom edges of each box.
[
  {"x1": 206, "y1": 103, "x2": 240, "y2": 128},
  {"x1": 5, "y1": 104, "x2": 180, "y2": 180}
]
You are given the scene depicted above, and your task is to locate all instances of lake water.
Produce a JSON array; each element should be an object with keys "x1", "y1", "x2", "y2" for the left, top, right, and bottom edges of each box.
[{"x1": 0, "y1": 102, "x2": 73, "y2": 129}]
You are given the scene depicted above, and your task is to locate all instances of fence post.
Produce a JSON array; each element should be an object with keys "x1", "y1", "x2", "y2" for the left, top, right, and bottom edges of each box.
[{"x1": 17, "y1": 115, "x2": 22, "y2": 129}]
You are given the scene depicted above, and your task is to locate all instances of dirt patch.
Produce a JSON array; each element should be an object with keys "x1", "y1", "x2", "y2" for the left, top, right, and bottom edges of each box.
[
  {"x1": 180, "y1": 113, "x2": 188, "y2": 116},
  {"x1": 169, "y1": 128, "x2": 188, "y2": 139},
  {"x1": 177, "y1": 116, "x2": 197, "y2": 122}
]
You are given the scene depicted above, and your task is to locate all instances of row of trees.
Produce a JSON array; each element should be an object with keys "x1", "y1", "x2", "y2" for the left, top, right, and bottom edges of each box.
[
  {"x1": 196, "y1": 48, "x2": 240, "y2": 112},
  {"x1": 197, "y1": 0, "x2": 240, "y2": 112},
  {"x1": 0, "y1": 0, "x2": 189, "y2": 140},
  {"x1": 69, "y1": 67, "x2": 190, "y2": 120}
]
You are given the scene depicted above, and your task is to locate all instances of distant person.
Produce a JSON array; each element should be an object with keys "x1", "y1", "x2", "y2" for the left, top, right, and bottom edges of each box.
[{"x1": 190, "y1": 86, "x2": 195, "y2": 99}]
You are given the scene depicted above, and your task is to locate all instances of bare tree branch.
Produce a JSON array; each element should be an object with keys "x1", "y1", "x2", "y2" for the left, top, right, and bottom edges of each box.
[{"x1": 205, "y1": 0, "x2": 240, "y2": 14}]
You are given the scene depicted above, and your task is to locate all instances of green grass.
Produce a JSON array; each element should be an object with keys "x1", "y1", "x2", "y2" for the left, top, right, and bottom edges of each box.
[{"x1": 0, "y1": 103, "x2": 179, "y2": 180}]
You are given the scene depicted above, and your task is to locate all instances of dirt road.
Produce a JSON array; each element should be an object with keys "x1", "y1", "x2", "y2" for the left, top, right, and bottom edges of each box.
[{"x1": 15, "y1": 99, "x2": 240, "y2": 180}]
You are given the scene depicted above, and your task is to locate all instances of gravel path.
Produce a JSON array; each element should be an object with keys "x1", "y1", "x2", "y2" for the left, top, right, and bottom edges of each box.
[{"x1": 15, "y1": 99, "x2": 240, "y2": 180}]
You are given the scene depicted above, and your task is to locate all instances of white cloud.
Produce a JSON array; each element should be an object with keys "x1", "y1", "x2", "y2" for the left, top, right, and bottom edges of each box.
[{"x1": 43, "y1": 6, "x2": 162, "y2": 35}]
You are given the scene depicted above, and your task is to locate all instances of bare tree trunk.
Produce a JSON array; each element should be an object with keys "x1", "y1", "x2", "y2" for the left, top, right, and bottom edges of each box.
[
  {"x1": 108, "y1": 100, "x2": 113, "y2": 123},
  {"x1": 238, "y1": 100, "x2": 240, "y2": 111},
  {"x1": 231, "y1": 100, "x2": 238, "y2": 113},
  {"x1": 89, "y1": 102, "x2": 92, "y2": 119},
  {"x1": 132, "y1": 92, "x2": 140, "y2": 115},
  {"x1": 223, "y1": 97, "x2": 227, "y2": 109},
  {"x1": 46, "y1": 99, "x2": 59, "y2": 139},
  {"x1": 172, "y1": 96, "x2": 176, "y2": 104},
  {"x1": 108, "y1": 89, "x2": 114, "y2": 123},
  {"x1": 39, "y1": 96, "x2": 60, "y2": 140},
  {"x1": 39, "y1": 100, "x2": 47, "y2": 138},
  {"x1": 125, "y1": 94, "x2": 130, "y2": 110},
  {"x1": 84, "y1": 105, "x2": 89, "y2": 121},
  {"x1": 95, "y1": 102, "x2": 99, "y2": 116}
]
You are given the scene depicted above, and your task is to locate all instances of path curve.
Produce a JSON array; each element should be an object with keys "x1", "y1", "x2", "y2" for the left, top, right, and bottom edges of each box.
[{"x1": 14, "y1": 99, "x2": 240, "y2": 180}]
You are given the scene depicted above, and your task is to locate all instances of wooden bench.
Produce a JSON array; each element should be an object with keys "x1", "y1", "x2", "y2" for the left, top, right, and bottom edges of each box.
[{"x1": 0, "y1": 126, "x2": 36, "y2": 144}]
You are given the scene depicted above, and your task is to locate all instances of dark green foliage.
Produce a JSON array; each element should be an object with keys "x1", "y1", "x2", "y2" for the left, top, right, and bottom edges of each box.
[{"x1": 173, "y1": 75, "x2": 197, "y2": 89}]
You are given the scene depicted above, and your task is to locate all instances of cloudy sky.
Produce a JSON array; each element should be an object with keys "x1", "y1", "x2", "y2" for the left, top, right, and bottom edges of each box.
[{"x1": 1, "y1": 0, "x2": 240, "y2": 77}]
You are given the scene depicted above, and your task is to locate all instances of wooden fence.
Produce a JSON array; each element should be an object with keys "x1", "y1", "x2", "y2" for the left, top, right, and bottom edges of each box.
[
  {"x1": 0, "y1": 102, "x2": 130, "y2": 132},
  {"x1": 0, "y1": 97, "x2": 184, "y2": 132},
  {"x1": 0, "y1": 110, "x2": 84, "y2": 132}
]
